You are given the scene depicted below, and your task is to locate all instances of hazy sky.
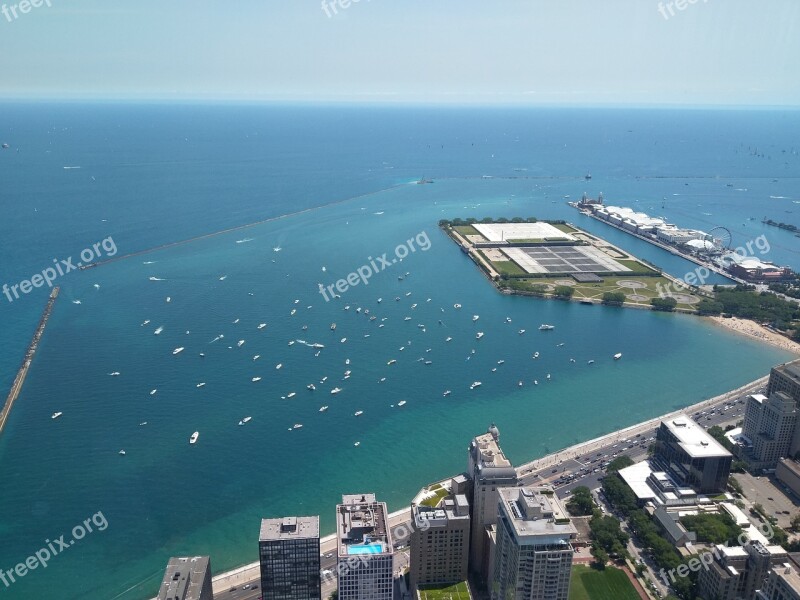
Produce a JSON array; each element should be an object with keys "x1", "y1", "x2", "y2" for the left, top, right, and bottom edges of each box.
[{"x1": 1, "y1": 0, "x2": 798, "y2": 105}]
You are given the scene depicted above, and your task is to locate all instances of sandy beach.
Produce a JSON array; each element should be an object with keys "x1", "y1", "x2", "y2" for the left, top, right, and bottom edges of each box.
[{"x1": 709, "y1": 316, "x2": 800, "y2": 355}]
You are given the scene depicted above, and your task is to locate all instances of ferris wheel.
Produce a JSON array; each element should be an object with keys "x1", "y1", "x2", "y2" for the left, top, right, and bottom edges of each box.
[{"x1": 708, "y1": 226, "x2": 732, "y2": 251}]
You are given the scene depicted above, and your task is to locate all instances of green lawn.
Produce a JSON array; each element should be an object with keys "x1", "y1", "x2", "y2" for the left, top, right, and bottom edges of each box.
[
  {"x1": 569, "y1": 565, "x2": 640, "y2": 600},
  {"x1": 418, "y1": 581, "x2": 471, "y2": 600},
  {"x1": 453, "y1": 225, "x2": 480, "y2": 237},
  {"x1": 493, "y1": 260, "x2": 526, "y2": 276}
]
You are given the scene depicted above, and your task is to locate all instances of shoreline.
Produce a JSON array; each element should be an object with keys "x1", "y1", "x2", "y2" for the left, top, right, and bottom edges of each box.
[
  {"x1": 198, "y1": 374, "x2": 769, "y2": 598},
  {"x1": 708, "y1": 316, "x2": 800, "y2": 356}
]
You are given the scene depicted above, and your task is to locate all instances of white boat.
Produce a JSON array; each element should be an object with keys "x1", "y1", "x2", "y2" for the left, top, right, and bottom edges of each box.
[
  {"x1": 119, "y1": 450, "x2": 126, "y2": 456},
  {"x1": 497, "y1": 360, "x2": 505, "y2": 365},
  {"x1": 319, "y1": 406, "x2": 328, "y2": 412},
  {"x1": 379, "y1": 377, "x2": 386, "y2": 383},
  {"x1": 273, "y1": 246, "x2": 282, "y2": 252},
  {"x1": 311, "y1": 343, "x2": 325, "y2": 349},
  {"x1": 237, "y1": 340, "x2": 245, "y2": 347},
  {"x1": 344, "y1": 370, "x2": 351, "y2": 377},
  {"x1": 93, "y1": 283, "x2": 100, "y2": 289},
  {"x1": 294, "y1": 299, "x2": 300, "y2": 304},
  {"x1": 453, "y1": 303, "x2": 461, "y2": 309},
  {"x1": 331, "y1": 387, "x2": 342, "y2": 395},
  {"x1": 470, "y1": 381, "x2": 482, "y2": 390},
  {"x1": 196, "y1": 382, "x2": 206, "y2": 388},
  {"x1": 534, "y1": 380, "x2": 538, "y2": 385},
  {"x1": 411, "y1": 303, "x2": 417, "y2": 309},
  {"x1": 476, "y1": 332, "x2": 484, "y2": 339},
  {"x1": 518, "y1": 329, "x2": 526, "y2": 335},
  {"x1": 354, "y1": 410, "x2": 363, "y2": 416},
  {"x1": 154, "y1": 326, "x2": 163, "y2": 335},
  {"x1": 443, "y1": 390, "x2": 451, "y2": 397},
  {"x1": 150, "y1": 389, "x2": 157, "y2": 395},
  {"x1": 258, "y1": 323, "x2": 267, "y2": 330},
  {"x1": 472, "y1": 315, "x2": 480, "y2": 322},
  {"x1": 340, "y1": 338, "x2": 347, "y2": 343},
  {"x1": 557, "y1": 343, "x2": 565, "y2": 347},
  {"x1": 320, "y1": 376, "x2": 328, "y2": 383},
  {"x1": 539, "y1": 324, "x2": 555, "y2": 330},
  {"x1": 166, "y1": 297, "x2": 171, "y2": 303},
  {"x1": 505, "y1": 317, "x2": 512, "y2": 323},
  {"x1": 387, "y1": 359, "x2": 397, "y2": 365},
  {"x1": 404, "y1": 317, "x2": 412, "y2": 321},
  {"x1": 287, "y1": 392, "x2": 296, "y2": 398},
  {"x1": 233, "y1": 318, "x2": 240, "y2": 323},
  {"x1": 141, "y1": 320, "x2": 150, "y2": 326},
  {"x1": 293, "y1": 423, "x2": 303, "y2": 429},
  {"x1": 148, "y1": 277, "x2": 164, "y2": 281},
  {"x1": 253, "y1": 355, "x2": 260, "y2": 361},
  {"x1": 252, "y1": 377, "x2": 262, "y2": 382},
  {"x1": 173, "y1": 347, "x2": 185, "y2": 355},
  {"x1": 290, "y1": 309, "x2": 296, "y2": 315},
  {"x1": 189, "y1": 431, "x2": 199, "y2": 444},
  {"x1": 307, "y1": 384, "x2": 316, "y2": 391},
  {"x1": 546, "y1": 373, "x2": 551, "y2": 380},
  {"x1": 288, "y1": 340, "x2": 295, "y2": 346},
  {"x1": 445, "y1": 337, "x2": 452, "y2": 342},
  {"x1": 330, "y1": 323, "x2": 336, "y2": 330},
  {"x1": 345, "y1": 358, "x2": 350, "y2": 365},
  {"x1": 614, "y1": 353, "x2": 623, "y2": 360},
  {"x1": 588, "y1": 360, "x2": 595, "y2": 364},
  {"x1": 238, "y1": 417, "x2": 252, "y2": 426},
  {"x1": 518, "y1": 381, "x2": 523, "y2": 386},
  {"x1": 219, "y1": 275, "x2": 227, "y2": 281},
  {"x1": 276, "y1": 363, "x2": 282, "y2": 370},
  {"x1": 399, "y1": 347, "x2": 405, "y2": 351},
  {"x1": 354, "y1": 441, "x2": 361, "y2": 447},
  {"x1": 51, "y1": 412, "x2": 63, "y2": 419},
  {"x1": 72, "y1": 300, "x2": 81, "y2": 305},
  {"x1": 397, "y1": 400, "x2": 407, "y2": 406},
  {"x1": 109, "y1": 371, "x2": 120, "y2": 376}
]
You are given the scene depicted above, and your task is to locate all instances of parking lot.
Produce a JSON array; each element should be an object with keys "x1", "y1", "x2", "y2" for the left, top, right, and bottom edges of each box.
[{"x1": 737, "y1": 472, "x2": 800, "y2": 530}]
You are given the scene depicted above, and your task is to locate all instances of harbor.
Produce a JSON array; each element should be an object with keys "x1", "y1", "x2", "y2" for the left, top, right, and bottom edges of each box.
[{"x1": 0, "y1": 287, "x2": 60, "y2": 435}]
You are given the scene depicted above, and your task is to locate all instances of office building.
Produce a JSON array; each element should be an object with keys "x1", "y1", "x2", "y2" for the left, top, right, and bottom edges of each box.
[
  {"x1": 741, "y1": 391, "x2": 798, "y2": 469},
  {"x1": 156, "y1": 556, "x2": 214, "y2": 600},
  {"x1": 259, "y1": 516, "x2": 321, "y2": 600},
  {"x1": 756, "y1": 564, "x2": 800, "y2": 600},
  {"x1": 651, "y1": 414, "x2": 732, "y2": 494},
  {"x1": 490, "y1": 486, "x2": 576, "y2": 600},
  {"x1": 697, "y1": 541, "x2": 788, "y2": 600},
  {"x1": 409, "y1": 481, "x2": 470, "y2": 590},
  {"x1": 336, "y1": 494, "x2": 394, "y2": 600},
  {"x1": 467, "y1": 424, "x2": 518, "y2": 583}
]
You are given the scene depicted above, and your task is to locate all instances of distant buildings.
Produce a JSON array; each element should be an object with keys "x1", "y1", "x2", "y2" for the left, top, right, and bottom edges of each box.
[
  {"x1": 490, "y1": 486, "x2": 576, "y2": 600},
  {"x1": 697, "y1": 541, "x2": 787, "y2": 600},
  {"x1": 409, "y1": 478, "x2": 471, "y2": 590},
  {"x1": 336, "y1": 494, "x2": 394, "y2": 600},
  {"x1": 156, "y1": 556, "x2": 214, "y2": 600},
  {"x1": 259, "y1": 516, "x2": 321, "y2": 600},
  {"x1": 467, "y1": 424, "x2": 518, "y2": 585},
  {"x1": 651, "y1": 414, "x2": 733, "y2": 494},
  {"x1": 767, "y1": 360, "x2": 800, "y2": 401}
]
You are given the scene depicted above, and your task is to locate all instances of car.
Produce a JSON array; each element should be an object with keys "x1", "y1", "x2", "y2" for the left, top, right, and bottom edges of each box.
[{"x1": 552, "y1": 468, "x2": 558, "y2": 473}]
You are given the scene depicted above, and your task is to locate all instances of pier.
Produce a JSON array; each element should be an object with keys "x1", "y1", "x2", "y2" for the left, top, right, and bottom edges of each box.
[{"x1": 0, "y1": 287, "x2": 59, "y2": 435}]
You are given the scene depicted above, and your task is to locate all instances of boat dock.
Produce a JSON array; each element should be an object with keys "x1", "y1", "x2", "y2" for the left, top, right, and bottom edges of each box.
[{"x1": 0, "y1": 287, "x2": 59, "y2": 435}]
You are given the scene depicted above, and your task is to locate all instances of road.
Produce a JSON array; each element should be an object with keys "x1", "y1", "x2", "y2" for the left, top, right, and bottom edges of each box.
[{"x1": 204, "y1": 380, "x2": 760, "y2": 600}]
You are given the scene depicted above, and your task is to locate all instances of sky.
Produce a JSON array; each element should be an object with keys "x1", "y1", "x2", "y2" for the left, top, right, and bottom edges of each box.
[{"x1": 0, "y1": 0, "x2": 798, "y2": 106}]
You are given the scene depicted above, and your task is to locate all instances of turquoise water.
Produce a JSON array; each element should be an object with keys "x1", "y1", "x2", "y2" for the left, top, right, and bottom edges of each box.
[{"x1": 0, "y1": 105, "x2": 798, "y2": 599}]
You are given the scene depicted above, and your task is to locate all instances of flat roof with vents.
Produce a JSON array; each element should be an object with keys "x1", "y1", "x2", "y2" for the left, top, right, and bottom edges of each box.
[
  {"x1": 663, "y1": 414, "x2": 732, "y2": 459},
  {"x1": 156, "y1": 556, "x2": 210, "y2": 600},
  {"x1": 260, "y1": 515, "x2": 320, "y2": 541}
]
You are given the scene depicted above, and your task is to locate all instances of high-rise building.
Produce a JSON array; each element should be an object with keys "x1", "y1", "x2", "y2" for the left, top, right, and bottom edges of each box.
[
  {"x1": 467, "y1": 424, "x2": 518, "y2": 584},
  {"x1": 766, "y1": 360, "x2": 800, "y2": 401},
  {"x1": 490, "y1": 486, "x2": 576, "y2": 600},
  {"x1": 409, "y1": 480, "x2": 470, "y2": 590},
  {"x1": 336, "y1": 493, "x2": 394, "y2": 600},
  {"x1": 697, "y1": 542, "x2": 788, "y2": 600},
  {"x1": 156, "y1": 556, "x2": 214, "y2": 600},
  {"x1": 756, "y1": 563, "x2": 800, "y2": 600},
  {"x1": 259, "y1": 516, "x2": 321, "y2": 600},
  {"x1": 651, "y1": 414, "x2": 732, "y2": 493},
  {"x1": 741, "y1": 391, "x2": 798, "y2": 469}
]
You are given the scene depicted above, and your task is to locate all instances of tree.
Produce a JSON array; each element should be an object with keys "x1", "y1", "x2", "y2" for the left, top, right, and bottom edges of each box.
[
  {"x1": 651, "y1": 297, "x2": 678, "y2": 312},
  {"x1": 602, "y1": 291, "x2": 626, "y2": 306},
  {"x1": 566, "y1": 486, "x2": 595, "y2": 516},
  {"x1": 680, "y1": 513, "x2": 741, "y2": 545},
  {"x1": 790, "y1": 514, "x2": 800, "y2": 531},
  {"x1": 607, "y1": 455, "x2": 634, "y2": 473},
  {"x1": 553, "y1": 285, "x2": 575, "y2": 299},
  {"x1": 707, "y1": 426, "x2": 735, "y2": 452},
  {"x1": 590, "y1": 543, "x2": 609, "y2": 568}
]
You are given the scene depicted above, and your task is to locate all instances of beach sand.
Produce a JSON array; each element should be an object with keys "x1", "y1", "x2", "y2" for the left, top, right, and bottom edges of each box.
[{"x1": 709, "y1": 316, "x2": 800, "y2": 355}]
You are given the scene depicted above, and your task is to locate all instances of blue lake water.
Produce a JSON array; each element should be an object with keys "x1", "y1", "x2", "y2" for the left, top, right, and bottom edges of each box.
[{"x1": 0, "y1": 104, "x2": 797, "y2": 599}]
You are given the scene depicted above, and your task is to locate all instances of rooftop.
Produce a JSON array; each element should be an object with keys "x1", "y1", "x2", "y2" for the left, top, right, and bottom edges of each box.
[
  {"x1": 663, "y1": 415, "x2": 732, "y2": 459},
  {"x1": 471, "y1": 432, "x2": 512, "y2": 468},
  {"x1": 498, "y1": 486, "x2": 576, "y2": 543},
  {"x1": 260, "y1": 515, "x2": 319, "y2": 542},
  {"x1": 336, "y1": 493, "x2": 393, "y2": 557},
  {"x1": 472, "y1": 222, "x2": 575, "y2": 243},
  {"x1": 156, "y1": 556, "x2": 210, "y2": 600},
  {"x1": 774, "y1": 360, "x2": 800, "y2": 387}
]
